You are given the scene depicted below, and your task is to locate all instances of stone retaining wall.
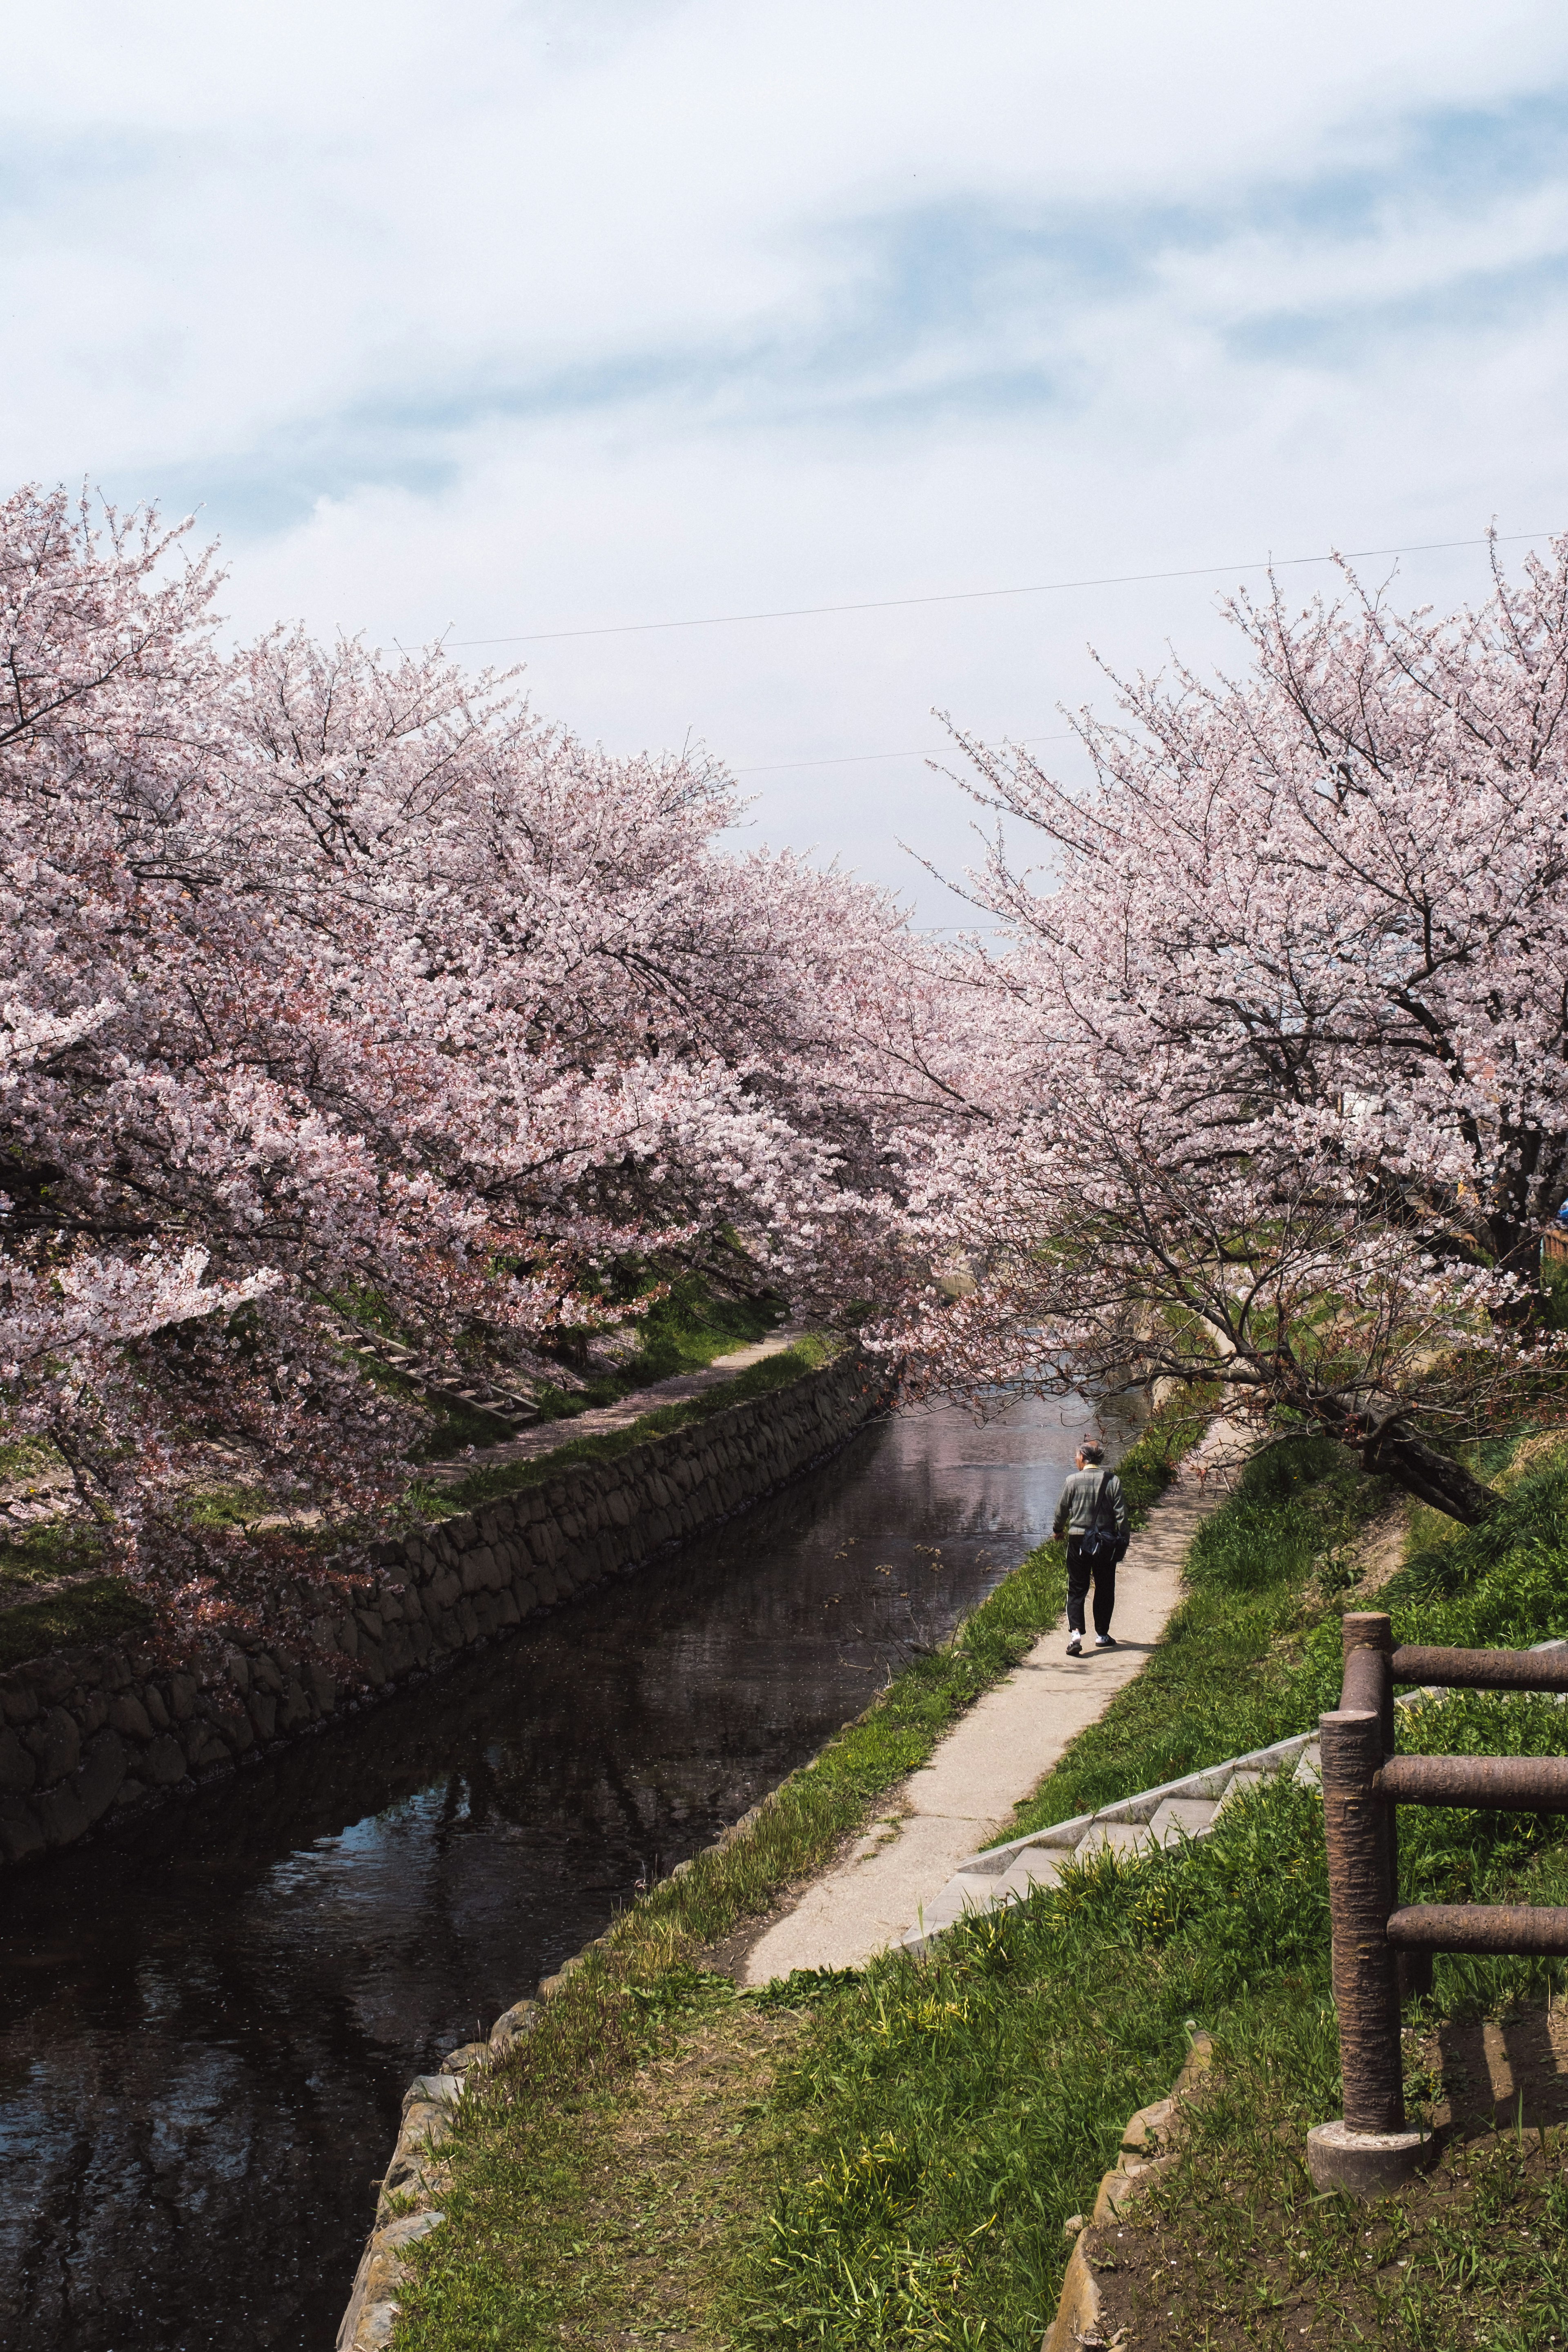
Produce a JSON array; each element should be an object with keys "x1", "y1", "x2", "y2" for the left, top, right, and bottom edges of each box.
[{"x1": 0, "y1": 1347, "x2": 891, "y2": 1871}]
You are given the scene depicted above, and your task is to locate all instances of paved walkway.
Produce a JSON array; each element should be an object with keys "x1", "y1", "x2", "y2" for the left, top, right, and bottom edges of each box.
[
  {"x1": 739, "y1": 1417, "x2": 1246, "y2": 1985},
  {"x1": 421, "y1": 1323, "x2": 807, "y2": 1483}
]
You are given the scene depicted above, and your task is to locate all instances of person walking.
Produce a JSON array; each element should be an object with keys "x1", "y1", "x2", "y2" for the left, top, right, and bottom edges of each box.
[{"x1": 1053, "y1": 1439, "x2": 1129, "y2": 1657}]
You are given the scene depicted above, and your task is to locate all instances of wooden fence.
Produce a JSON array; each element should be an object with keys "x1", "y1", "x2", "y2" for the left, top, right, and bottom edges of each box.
[{"x1": 1309, "y1": 1611, "x2": 1568, "y2": 2196}]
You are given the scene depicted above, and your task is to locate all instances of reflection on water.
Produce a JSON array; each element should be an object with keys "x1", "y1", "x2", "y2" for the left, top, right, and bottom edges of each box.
[{"x1": 0, "y1": 1391, "x2": 1112, "y2": 2351}]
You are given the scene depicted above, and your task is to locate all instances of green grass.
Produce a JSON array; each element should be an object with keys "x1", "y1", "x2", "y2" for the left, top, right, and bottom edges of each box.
[
  {"x1": 0, "y1": 1574, "x2": 151, "y2": 1669},
  {"x1": 390, "y1": 1400, "x2": 1205, "y2": 2348},
  {"x1": 526, "y1": 1274, "x2": 788, "y2": 1423},
  {"x1": 393, "y1": 1414, "x2": 1568, "y2": 2349},
  {"x1": 708, "y1": 1428, "x2": 1568, "y2": 2351}
]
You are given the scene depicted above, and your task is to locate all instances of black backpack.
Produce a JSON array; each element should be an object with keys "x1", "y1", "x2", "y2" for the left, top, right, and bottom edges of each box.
[{"x1": 1077, "y1": 1469, "x2": 1118, "y2": 1561}]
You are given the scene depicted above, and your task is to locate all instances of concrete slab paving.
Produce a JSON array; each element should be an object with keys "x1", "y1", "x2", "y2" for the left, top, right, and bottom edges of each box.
[{"x1": 739, "y1": 1417, "x2": 1245, "y2": 1984}]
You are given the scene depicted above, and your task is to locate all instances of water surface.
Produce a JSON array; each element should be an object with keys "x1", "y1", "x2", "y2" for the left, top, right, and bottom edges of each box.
[{"x1": 0, "y1": 1391, "x2": 1108, "y2": 2350}]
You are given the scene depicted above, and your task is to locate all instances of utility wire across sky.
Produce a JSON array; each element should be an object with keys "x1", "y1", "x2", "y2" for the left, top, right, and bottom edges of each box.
[{"x1": 445, "y1": 527, "x2": 1555, "y2": 651}]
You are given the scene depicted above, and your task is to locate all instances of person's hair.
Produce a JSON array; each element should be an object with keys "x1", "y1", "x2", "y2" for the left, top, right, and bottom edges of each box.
[{"x1": 1080, "y1": 1440, "x2": 1104, "y2": 1463}]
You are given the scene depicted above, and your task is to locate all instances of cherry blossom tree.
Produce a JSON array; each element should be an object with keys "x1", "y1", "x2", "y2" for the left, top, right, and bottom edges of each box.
[
  {"x1": 0, "y1": 486, "x2": 935, "y2": 1644},
  {"x1": 895, "y1": 540, "x2": 1568, "y2": 1523}
]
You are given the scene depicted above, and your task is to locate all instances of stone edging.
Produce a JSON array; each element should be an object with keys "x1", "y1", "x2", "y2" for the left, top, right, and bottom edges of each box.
[
  {"x1": 899, "y1": 1726, "x2": 1325, "y2": 1955},
  {"x1": 0, "y1": 1347, "x2": 893, "y2": 1871},
  {"x1": 1045, "y1": 2025, "x2": 1217, "y2": 2352}
]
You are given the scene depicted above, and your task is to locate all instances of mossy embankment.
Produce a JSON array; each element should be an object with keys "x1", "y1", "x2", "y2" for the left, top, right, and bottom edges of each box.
[
  {"x1": 0, "y1": 1283, "x2": 806, "y2": 1673},
  {"x1": 394, "y1": 1425, "x2": 1568, "y2": 2350}
]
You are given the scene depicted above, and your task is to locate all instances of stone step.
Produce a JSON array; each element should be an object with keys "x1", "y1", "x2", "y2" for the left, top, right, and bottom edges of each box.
[
  {"x1": 994, "y1": 1849, "x2": 1068, "y2": 1904},
  {"x1": 1147, "y1": 1795, "x2": 1219, "y2": 1844},
  {"x1": 1077, "y1": 1819, "x2": 1156, "y2": 1863}
]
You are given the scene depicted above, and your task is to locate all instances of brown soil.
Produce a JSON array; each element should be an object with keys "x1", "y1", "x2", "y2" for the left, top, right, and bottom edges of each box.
[
  {"x1": 557, "y1": 1999, "x2": 808, "y2": 2348},
  {"x1": 1084, "y1": 2003, "x2": 1568, "y2": 2348}
]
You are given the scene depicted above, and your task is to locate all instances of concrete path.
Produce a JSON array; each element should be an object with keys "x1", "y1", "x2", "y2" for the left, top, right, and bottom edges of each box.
[
  {"x1": 739, "y1": 1417, "x2": 1246, "y2": 1985},
  {"x1": 421, "y1": 1323, "x2": 807, "y2": 1483}
]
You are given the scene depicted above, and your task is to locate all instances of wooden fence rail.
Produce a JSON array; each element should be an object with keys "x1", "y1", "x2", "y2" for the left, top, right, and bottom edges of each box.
[{"x1": 1308, "y1": 1611, "x2": 1568, "y2": 2198}]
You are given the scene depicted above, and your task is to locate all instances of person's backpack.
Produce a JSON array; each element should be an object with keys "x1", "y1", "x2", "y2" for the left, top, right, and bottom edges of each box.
[{"x1": 1077, "y1": 1469, "x2": 1118, "y2": 1561}]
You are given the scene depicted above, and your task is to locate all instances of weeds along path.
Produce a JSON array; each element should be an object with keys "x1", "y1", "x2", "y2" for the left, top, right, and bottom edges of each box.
[{"x1": 737, "y1": 1416, "x2": 1249, "y2": 1983}]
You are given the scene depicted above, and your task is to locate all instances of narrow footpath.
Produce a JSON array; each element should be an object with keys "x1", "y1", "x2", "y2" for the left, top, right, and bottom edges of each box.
[
  {"x1": 419, "y1": 1322, "x2": 808, "y2": 1483},
  {"x1": 739, "y1": 1417, "x2": 1246, "y2": 1983}
]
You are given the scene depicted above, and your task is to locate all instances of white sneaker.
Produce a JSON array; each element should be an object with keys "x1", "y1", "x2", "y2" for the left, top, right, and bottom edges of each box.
[
  {"x1": 1066, "y1": 1632, "x2": 1082, "y2": 1656},
  {"x1": 1094, "y1": 1633, "x2": 1117, "y2": 1649}
]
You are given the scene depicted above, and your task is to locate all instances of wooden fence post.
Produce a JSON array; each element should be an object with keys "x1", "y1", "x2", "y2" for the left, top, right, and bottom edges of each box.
[{"x1": 1306, "y1": 1705, "x2": 1433, "y2": 2195}]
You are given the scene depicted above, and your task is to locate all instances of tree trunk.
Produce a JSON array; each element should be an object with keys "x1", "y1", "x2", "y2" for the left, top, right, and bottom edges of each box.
[{"x1": 1354, "y1": 1419, "x2": 1499, "y2": 1526}]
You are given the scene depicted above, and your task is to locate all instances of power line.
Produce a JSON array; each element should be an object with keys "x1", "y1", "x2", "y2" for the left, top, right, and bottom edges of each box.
[
  {"x1": 731, "y1": 728, "x2": 1075, "y2": 777},
  {"x1": 446, "y1": 529, "x2": 1554, "y2": 650}
]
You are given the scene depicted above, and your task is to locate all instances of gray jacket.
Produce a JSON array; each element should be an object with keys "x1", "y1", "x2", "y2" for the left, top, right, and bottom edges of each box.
[{"x1": 1053, "y1": 1467, "x2": 1128, "y2": 1543}]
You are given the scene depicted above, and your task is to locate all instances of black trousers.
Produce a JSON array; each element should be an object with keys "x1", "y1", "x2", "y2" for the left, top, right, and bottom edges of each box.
[{"x1": 1066, "y1": 1537, "x2": 1118, "y2": 1637}]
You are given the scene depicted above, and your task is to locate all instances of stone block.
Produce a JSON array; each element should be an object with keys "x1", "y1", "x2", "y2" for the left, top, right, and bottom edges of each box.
[
  {"x1": 359, "y1": 1644, "x2": 388, "y2": 1688},
  {"x1": 186, "y1": 1732, "x2": 232, "y2": 1774},
  {"x1": 494, "y1": 1588, "x2": 520, "y2": 1627},
  {"x1": 77, "y1": 1691, "x2": 108, "y2": 1735},
  {"x1": 109, "y1": 1693, "x2": 155, "y2": 1750},
  {"x1": 0, "y1": 1797, "x2": 45, "y2": 1864},
  {"x1": 144, "y1": 1734, "x2": 188, "y2": 1786},
  {"x1": 210, "y1": 1704, "x2": 254, "y2": 1755},
  {"x1": 335, "y1": 1616, "x2": 361, "y2": 1659},
  {"x1": 72, "y1": 1729, "x2": 127, "y2": 1823},
  {"x1": 223, "y1": 1649, "x2": 251, "y2": 1696},
  {"x1": 250, "y1": 1652, "x2": 284, "y2": 1695},
  {"x1": 355, "y1": 1608, "x2": 385, "y2": 1643},
  {"x1": 382, "y1": 1627, "x2": 415, "y2": 1675},
  {"x1": 0, "y1": 1729, "x2": 36, "y2": 1795},
  {"x1": 36, "y1": 1779, "x2": 91, "y2": 1849},
  {"x1": 489, "y1": 1999, "x2": 538, "y2": 2052},
  {"x1": 306, "y1": 1661, "x2": 337, "y2": 1713},
  {"x1": 143, "y1": 1683, "x2": 171, "y2": 1730},
  {"x1": 278, "y1": 1679, "x2": 313, "y2": 1731},
  {"x1": 457, "y1": 1600, "x2": 479, "y2": 1643},
  {"x1": 0, "y1": 1684, "x2": 40, "y2": 1725},
  {"x1": 249, "y1": 1692, "x2": 278, "y2": 1741},
  {"x1": 430, "y1": 1570, "x2": 462, "y2": 1609},
  {"x1": 31, "y1": 1706, "x2": 81, "y2": 1782},
  {"x1": 168, "y1": 1673, "x2": 198, "y2": 1721}
]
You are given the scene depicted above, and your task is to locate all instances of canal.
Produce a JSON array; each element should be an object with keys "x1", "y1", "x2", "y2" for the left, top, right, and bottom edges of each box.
[{"x1": 0, "y1": 1390, "x2": 1105, "y2": 2350}]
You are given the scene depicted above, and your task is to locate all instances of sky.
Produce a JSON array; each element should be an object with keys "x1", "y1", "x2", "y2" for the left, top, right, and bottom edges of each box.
[{"x1": 7, "y1": 1, "x2": 1568, "y2": 922}]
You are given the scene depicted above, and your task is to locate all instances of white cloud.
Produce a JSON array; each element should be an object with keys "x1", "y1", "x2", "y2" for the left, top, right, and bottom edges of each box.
[{"x1": 7, "y1": 1, "x2": 1568, "y2": 914}]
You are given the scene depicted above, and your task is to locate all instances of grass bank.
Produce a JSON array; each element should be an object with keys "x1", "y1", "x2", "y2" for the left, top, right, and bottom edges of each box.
[
  {"x1": 387, "y1": 1404, "x2": 1200, "y2": 2348},
  {"x1": 396, "y1": 1424, "x2": 1568, "y2": 2349}
]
